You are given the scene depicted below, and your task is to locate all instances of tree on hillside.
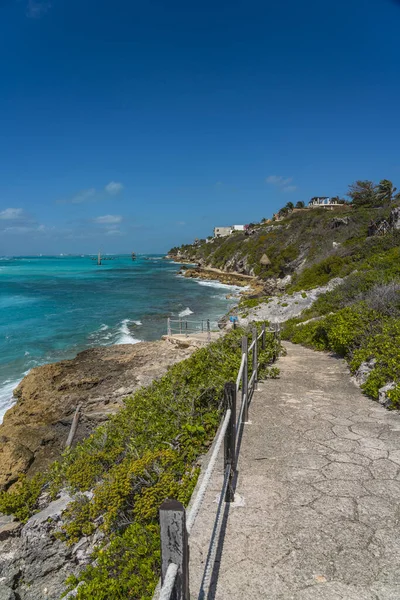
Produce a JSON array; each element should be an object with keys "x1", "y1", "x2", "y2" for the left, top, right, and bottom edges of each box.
[
  {"x1": 347, "y1": 180, "x2": 377, "y2": 207},
  {"x1": 376, "y1": 180, "x2": 398, "y2": 206},
  {"x1": 295, "y1": 201, "x2": 305, "y2": 209},
  {"x1": 278, "y1": 207, "x2": 289, "y2": 218},
  {"x1": 285, "y1": 202, "x2": 294, "y2": 211}
]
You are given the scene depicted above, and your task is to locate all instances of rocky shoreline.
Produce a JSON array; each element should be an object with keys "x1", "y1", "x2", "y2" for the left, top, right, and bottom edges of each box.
[
  {"x1": 0, "y1": 340, "x2": 197, "y2": 491},
  {"x1": 178, "y1": 264, "x2": 264, "y2": 294}
]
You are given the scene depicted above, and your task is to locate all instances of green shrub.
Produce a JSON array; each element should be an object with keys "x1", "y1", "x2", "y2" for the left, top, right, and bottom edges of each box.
[{"x1": 0, "y1": 473, "x2": 45, "y2": 523}]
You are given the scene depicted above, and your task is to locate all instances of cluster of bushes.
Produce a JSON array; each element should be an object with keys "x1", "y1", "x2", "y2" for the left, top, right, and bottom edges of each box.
[
  {"x1": 0, "y1": 325, "x2": 280, "y2": 600},
  {"x1": 283, "y1": 302, "x2": 400, "y2": 407},
  {"x1": 282, "y1": 232, "x2": 400, "y2": 408}
]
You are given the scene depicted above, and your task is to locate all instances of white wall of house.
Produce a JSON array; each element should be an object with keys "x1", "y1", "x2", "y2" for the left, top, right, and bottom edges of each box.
[
  {"x1": 214, "y1": 226, "x2": 232, "y2": 238},
  {"x1": 232, "y1": 225, "x2": 245, "y2": 231}
]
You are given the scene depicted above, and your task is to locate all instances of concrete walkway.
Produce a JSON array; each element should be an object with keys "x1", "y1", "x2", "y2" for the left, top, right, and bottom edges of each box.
[{"x1": 190, "y1": 343, "x2": 400, "y2": 600}]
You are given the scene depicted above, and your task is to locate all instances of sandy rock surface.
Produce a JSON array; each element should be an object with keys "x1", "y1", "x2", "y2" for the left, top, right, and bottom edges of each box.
[{"x1": 0, "y1": 341, "x2": 195, "y2": 489}]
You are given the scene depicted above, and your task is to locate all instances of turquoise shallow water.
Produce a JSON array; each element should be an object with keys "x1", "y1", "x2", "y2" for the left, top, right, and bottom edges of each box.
[{"x1": 0, "y1": 255, "x2": 240, "y2": 420}]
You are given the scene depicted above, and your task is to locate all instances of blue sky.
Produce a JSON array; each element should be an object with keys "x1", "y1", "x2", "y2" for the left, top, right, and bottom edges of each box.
[{"x1": 0, "y1": 0, "x2": 399, "y2": 254}]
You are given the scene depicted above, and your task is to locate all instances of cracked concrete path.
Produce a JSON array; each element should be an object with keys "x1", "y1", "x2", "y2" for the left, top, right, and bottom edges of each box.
[{"x1": 189, "y1": 342, "x2": 400, "y2": 599}]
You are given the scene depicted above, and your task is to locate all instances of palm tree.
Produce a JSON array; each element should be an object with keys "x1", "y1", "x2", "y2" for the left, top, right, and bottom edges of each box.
[
  {"x1": 295, "y1": 201, "x2": 305, "y2": 209},
  {"x1": 376, "y1": 180, "x2": 398, "y2": 206}
]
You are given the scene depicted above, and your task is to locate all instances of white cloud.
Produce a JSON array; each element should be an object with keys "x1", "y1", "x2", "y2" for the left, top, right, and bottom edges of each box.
[
  {"x1": 57, "y1": 189, "x2": 96, "y2": 205},
  {"x1": 0, "y1": 208, "x2": 25, "y2": 220},
  {"x1": 177, "y1": 221, "x2": 186, "y2": 226},
  {"x1": 283, "y1": 185, "x2": 297, "y2": 193},
  {"x1": 266, "y1": 176, "x2": 293, "y2": 186},
  {"x1": 2, "y1": 224, "x2": 50, "y2": 235},
  {"x1": 71, "y1": 188, "x2": 96, "y2": 204},
  {"x1": 105, "y1": 182, "x2": 124, "y2": 195},
  {"x1": 93, "y1": 215, "x2": 122, "y2": 224},
  {"x1": 105, "y1": 229, "x2": 123, "y2": 236}
]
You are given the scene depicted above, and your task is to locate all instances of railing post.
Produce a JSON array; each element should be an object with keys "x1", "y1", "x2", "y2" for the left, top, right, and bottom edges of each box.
[
  {"x1": 252, "y1": 327, "x2": 258, "y2": 391},
  {"x1": 179, "y1": 319, "x2": 182, "y2": 335},
  {"x1": 224, "y1": 382, "x2": 236, "y2": 502},
  {"x1": 207, "y1": 319, "x2": 210, "y2": 342},
  {"x1": 167, "y1": 317, "x2": 171, "y2": 337},
  {"x1": 261, "y1": 322, "x2": 266, "y2": 350},
  {"x1": 273, "y1": 323, "x2": 280, "y2": 362},
  {"x1": 159, "y1": 499, "x2": 190, "y2": 600},
  {"x1": 185, "y1": 321, "x2": 188, "y2": 337},
  {"x1": 242, "y1": 335, "x2": 249, "y2": 422}
]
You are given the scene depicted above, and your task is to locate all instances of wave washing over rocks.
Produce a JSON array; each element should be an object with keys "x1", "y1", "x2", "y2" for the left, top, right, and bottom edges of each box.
[{"x1": 114, "y1": 319, "x2": 142, "y2": 345}]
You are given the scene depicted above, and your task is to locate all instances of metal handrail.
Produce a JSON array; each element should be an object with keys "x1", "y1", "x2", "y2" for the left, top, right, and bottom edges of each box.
[{"x1": 157, "y1": 322, "x2": 281, "y2": 600}]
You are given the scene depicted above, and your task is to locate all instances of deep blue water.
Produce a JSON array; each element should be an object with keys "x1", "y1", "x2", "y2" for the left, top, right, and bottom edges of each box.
[{"x1": 0, "y1": 255, "x2": 240, "y2": 420}]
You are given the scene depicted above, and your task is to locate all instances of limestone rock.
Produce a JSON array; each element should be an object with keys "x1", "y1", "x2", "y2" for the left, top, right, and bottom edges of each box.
[
  {"x1": 0, "y1": 440, "x2": 34, "y2": 489},
  {"x1": 353, "y1": 360, "x2": 376, "y2": 387},
  {"x1": 0, "y1": 515, "x2": 21, "y2": 541},
  {"x1": 379, "y1": 382, "x2": 396, "y2": 408},
  {"x1": 0, "y1": 586, "x2": 15, "y2": 600},
  {"x1": 329, "y1": 217, "x2": 350, "y2": 229},
  {"x1": 240, "y1": 278, "x2": 343, "y2": 325},
  {"x1": 390, "y1": 207, "x2": 400, "y2": 230}
]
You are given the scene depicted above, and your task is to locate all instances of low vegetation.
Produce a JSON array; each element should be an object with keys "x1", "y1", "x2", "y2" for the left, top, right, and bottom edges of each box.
[{"x1": 0, "y1": 325, "x2": 280, "y2": 599}]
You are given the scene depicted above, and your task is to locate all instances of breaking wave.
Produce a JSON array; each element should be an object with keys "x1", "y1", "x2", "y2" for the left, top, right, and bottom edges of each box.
[
  {"x1": 179, "y1": 307, "x2": 194, "y2": 317},
  {"x1": 115, "y1": 319, "x2": 141, "y2": 345}
]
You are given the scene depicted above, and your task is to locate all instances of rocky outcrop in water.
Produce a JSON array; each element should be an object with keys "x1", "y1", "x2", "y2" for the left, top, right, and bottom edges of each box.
[{"x1": 0, "y1": 341, "x2": 196, "y2": 490}]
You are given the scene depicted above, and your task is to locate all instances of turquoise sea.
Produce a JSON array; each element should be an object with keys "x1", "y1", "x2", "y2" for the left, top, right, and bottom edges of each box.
[{"x1": 0, "y1": 255, "x2": 240, "y2": 421}]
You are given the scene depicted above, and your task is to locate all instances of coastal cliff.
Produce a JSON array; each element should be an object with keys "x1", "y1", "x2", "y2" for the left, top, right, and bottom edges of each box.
[{"x1": 0, "y1": 341, "x2": 196, "y2": 490}]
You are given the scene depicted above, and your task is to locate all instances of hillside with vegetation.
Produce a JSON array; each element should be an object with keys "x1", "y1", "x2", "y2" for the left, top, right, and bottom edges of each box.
[
  {"x1": 170, "y1": 179, "x2": 400, "y2": 285},
  {"x1": 171, "y1": 179, "x2": 400, "y2": 410}
]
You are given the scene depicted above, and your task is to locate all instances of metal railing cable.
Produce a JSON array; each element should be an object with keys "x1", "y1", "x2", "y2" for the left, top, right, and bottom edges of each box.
[
  {"x1": 186, "y1": 409, "x2": 232, "y2": 534},
  {"x1": 197, "y1": 464, "x2": 232, "y2": 600},
  {"x1": 157, "y1": 322, "x2": 281, "y2": 600},
  {"x1": 159, "y1": 564, "x2": 179, "y2": 600}
]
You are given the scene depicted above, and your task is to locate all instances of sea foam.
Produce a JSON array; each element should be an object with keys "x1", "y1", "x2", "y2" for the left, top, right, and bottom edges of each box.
[
  {"x1": 115, "y1": 319, "x2": 141, "y2": 345},
  {"x1": 179, "y1": 307, "x2": 194, "y2": 317},
  {"x1": 196, "y1": 280, "x2": 245, "y2": 292}
]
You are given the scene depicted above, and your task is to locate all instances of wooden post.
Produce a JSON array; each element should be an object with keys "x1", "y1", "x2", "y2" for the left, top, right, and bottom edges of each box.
[
  {"x1": 207, "y1": 319, "x2": 210, "y2": 342},
  {"x1": 185, "y1": 321, "x2": 188, "y2": 337},
  {"x1": 224, "y1": 382, "x2": 236, "y2": 502},
  {"x1": 242, "y1": 335, "x2": 249, "y2": 422},
  {"x1": 179, "y1": 320, "x2": 182, "y2": 335},
  {"x1": 159, "y1": 499, "x2": 190, "y2": 600},
  {"x1": 65, "y1": 403, "x2": 82, "y2": 449},
  {"x1": 261, "y1": 322, "x2": 266, "y2": 350},
  {"x1": 273, "y1": 323, "x2": 280, "y2": 362},
  {"x1": 167, "y1": 317, "x2": 171, "y2": 337},
  {"x1": 252, "y1": 327, "x2": 258, "y2": 391}
]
